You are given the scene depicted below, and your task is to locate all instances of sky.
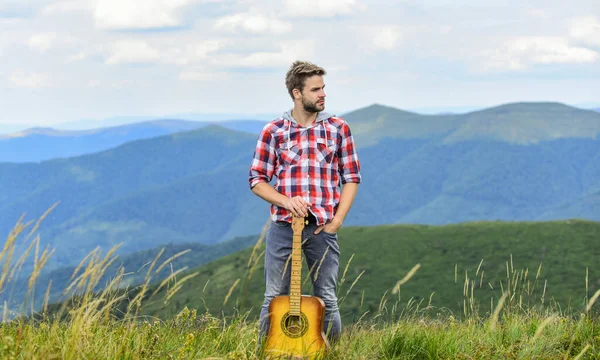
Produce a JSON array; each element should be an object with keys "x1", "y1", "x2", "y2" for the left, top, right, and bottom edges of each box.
[{"x1": 0, "y1": 0, "x2": 599, "y2": 128}]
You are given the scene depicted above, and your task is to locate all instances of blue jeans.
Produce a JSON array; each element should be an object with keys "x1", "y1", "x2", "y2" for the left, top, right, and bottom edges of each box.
[{"x1": 258, "y1": 220, "x2": 342, "y2": 344}]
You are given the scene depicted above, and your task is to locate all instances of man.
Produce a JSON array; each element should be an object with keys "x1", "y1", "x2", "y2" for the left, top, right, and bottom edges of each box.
[{"x1": 248, "y1": 60, "x2": 362, "y2": 344}]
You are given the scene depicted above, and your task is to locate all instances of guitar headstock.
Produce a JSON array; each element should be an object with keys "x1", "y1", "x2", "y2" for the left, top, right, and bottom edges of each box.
[{"x1": 291, "y1": 216, "x2": 306, "y2": 234}]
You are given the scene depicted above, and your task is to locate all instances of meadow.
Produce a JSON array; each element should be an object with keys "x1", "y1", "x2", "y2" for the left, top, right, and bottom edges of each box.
[{"x1": 1, "y1": 213, "x2": 599, "y2": 359}]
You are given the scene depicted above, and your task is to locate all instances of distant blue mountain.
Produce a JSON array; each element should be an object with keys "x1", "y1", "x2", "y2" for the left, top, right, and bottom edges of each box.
[
  {"x1": 1, "y1": 102, "x2": 599, "y2": 272},
  {"x1": 0, "y1": 119, "x2": 267, "y2": 162},
  {"x1": 54, "y1": 112, "x2": 278, "y2": 130}
]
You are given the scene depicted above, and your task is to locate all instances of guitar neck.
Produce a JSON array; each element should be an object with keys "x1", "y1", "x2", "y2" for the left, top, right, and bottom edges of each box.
[{"x1": 290, "y1": 217, "x2": 304, "y2": 316}]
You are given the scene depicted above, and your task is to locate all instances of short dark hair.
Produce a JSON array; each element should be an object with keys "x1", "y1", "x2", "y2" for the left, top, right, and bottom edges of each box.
[{"x1": 285, "y1": 61, "x2": 326, "y2": 99}]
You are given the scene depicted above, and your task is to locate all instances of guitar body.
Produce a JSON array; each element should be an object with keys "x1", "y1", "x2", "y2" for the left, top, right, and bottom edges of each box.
[{"x1": 265, "y1": 295, "x2": 329, "y2": 359}]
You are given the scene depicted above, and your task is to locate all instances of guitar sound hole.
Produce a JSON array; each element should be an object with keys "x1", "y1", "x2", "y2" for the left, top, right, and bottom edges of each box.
[{"x1": 281, "y1": 312, "x2": 309, "y2": 338}]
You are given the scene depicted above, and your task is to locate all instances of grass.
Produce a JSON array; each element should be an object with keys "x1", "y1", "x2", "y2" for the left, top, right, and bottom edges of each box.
[
  {"x1": 1, "y1": 211, "x2": 599, "y2": 359},
  {"x1": 134, "y1": 219, "x2": 600, "y2": 325},
  {"x1": 1, "y1": 304, "x2": 598, "y2": 359}
]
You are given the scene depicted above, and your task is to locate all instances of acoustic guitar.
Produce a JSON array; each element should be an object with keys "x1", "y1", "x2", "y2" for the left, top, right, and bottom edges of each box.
[{"x1": 264, "y1": 215, "x2": 330, "y2": 359}]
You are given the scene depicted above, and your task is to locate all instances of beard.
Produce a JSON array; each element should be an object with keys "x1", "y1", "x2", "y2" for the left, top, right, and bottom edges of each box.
[{"x1": 302, "y1": 97, "x2": 325, "y2": 113}]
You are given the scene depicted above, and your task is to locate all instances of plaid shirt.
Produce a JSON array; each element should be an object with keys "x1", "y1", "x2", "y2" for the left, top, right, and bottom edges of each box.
[{"x1": 249, "y1": 114, "x2": 362, "y2": 225}]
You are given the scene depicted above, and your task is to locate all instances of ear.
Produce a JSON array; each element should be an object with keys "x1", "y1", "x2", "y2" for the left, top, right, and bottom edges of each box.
[{"x1": 292, "y1": 88, "x2": 302, "y2": 100}]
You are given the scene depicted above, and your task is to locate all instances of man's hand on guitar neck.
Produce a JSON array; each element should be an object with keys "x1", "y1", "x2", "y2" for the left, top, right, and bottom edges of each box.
[
  {"x1": 283, "y1": 195, "x2": 312, "y2": 218},
  {"x1": 250, "y1": 183, "x2": 311, "y2": 217}
]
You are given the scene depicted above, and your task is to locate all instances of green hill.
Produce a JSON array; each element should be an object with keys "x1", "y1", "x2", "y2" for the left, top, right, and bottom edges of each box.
[
  {"x1": 128, "y1": 220, "x2": 600, "y2": 323},
  {"x1": 445, "y1": 102, "x2": 600, "y2": 144},
  {"x1": 344, "y1": 102, "x2": 600, "y2": 146},
  {"x1": 341, "y1": 103, "x2": 460, "y2": 146}
]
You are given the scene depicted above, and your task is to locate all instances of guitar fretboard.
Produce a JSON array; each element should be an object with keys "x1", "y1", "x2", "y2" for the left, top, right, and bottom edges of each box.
[{"x1": 290, "y1": 217, "x2": 304, "y2": 316}]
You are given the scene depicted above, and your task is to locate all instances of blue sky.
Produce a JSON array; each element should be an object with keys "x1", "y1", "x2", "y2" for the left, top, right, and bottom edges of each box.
[{"x1": 0, "y1": 0, "x2": 599, "y2": 128}]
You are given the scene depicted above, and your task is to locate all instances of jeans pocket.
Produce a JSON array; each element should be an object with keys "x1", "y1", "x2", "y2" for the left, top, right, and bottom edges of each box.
[
  {"x1": 322, "y1": 229, "x2": 338, "y2": 237},
  {"x1": 321, "y1": 231, "x2": 340, "y2": 254}
]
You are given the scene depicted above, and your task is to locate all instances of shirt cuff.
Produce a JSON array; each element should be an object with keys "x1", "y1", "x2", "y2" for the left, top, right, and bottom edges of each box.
[
  {"x1": 249, "y1": 177, "x2": 267, "y2": 189},
  {"x1": 341, "y1": 173, "x2": 362, "y2": 184}
]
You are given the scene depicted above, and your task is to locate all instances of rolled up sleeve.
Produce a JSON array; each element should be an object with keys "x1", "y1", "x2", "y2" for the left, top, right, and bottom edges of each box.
[
  {"x1": 249, "y1": 126, "x2": 276, "y2": 189},
  {"x1": 337, "y1": 122, "x2": 362, "y2": 184}
]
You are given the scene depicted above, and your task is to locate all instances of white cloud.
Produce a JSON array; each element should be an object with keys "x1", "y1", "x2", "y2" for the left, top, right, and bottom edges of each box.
[
  {"x1": 0, "y1": 18, "x2": 24, "y2": 26},
  {"x1": 171, "y1": 41, "x2": 226, "y2": 65},
  {"x1": 42, "y1": 0, "x2": 92, "y2": 15},
  {"x1": 179, "y1": 70, "x2": 229, "y2": 81},
  {"x1": 94, "y1": 0, "x2": 192, "y2": 30},
  {"x1": 569, "y1": 16, "x2": 600, "y2": 47},
  {"x1": 371, "y1": 25, "x2": 402, "y2": 51},
  {"x1": 83, "y1": 78, "x2": 137, "y2": 88},
  {"x1": 105, "y1": 40, "x2": 160, "y2": 64},
  {"x1": 9, "y1": 72, "x2": 51, "y2": 88},
  {"x1": 4, "y1": 0, "x2": 600, "y2": 125},
  {"x1": 67, "y1": 51, "x2": 87, "y2": 62},
  {"x1": 87, "y1": 79, "x2": 102, "y2": 88},
  {"x1": 214, "y1": 13, "x2": 292, "y2": 35},
  {"x1": 284, "y1": 0, "x2": 366, "y2": 18},
  {"x1": 214, "y1": 40, "x2": 315, "y2": 68},
  {"x1": 103, "y1": 35, "x2": 307, "y2": 69},
  {"x1": 105, "y1": 39, "x2": 225, "y2": 65},
  {"x1": 27, "y1": 32, "x2": 57, "y2": 52},
  {"x1": 525, "y1": 8, "x2": 553, "y2": 19},
  {"x1": 481, "y1": 37, "x2": 598, "y2": 71}
]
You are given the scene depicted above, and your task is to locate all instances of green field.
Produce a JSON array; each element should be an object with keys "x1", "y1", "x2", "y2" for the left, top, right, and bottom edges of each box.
[
  {"x1": 133, "y1": 219, "x2": 600, "y2": 324},
  {"x1": 2, "y1": 307, "x2": 599, "y2": 359},
  {"x1": 2, "y1": 217, "x2": 599, "y2": 359}
]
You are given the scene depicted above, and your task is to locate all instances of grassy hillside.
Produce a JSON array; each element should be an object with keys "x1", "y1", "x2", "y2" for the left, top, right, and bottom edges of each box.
[
  {"x1": 2, "y1": 308, "x2": 598, "y2": 359},
  {"x1": 132, "y1": 220, "x2": 600, "y2": 324},
  {"x1": 3, "y1": 217, "x2": 599, "y2": 359}
]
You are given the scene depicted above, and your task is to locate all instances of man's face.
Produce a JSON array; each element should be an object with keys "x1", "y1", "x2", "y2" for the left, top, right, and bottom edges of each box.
[{"x1": 299, "y1": 75, "x2": 326, "y2": 113}]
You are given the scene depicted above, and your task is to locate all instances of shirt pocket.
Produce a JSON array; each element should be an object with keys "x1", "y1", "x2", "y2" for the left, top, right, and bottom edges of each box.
[
  {"x1": 316, "y1": 138, "x2": 336, "y2": 164},
  {"x1": 278, "y1": 140, "x2": 302, "y2": 166}
]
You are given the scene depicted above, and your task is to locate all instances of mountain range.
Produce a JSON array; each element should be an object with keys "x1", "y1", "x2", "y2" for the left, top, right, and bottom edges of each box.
[
  {"x1": 1, "y1": 102, "x2": 599, "y2": 273},
  {"x1": 0, "y1": 119, "x2": 266, "y2": 162}
]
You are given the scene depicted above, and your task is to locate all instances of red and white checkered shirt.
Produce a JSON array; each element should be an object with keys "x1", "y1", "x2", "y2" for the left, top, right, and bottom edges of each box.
[{"x1": 249, "y1": 113, "x2": 362, "y2": 225}]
